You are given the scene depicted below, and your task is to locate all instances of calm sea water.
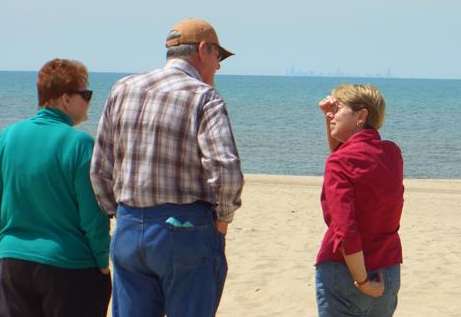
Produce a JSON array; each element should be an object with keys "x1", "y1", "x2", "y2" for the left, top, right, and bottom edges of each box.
[{"x1": 1, "y1": 71, "x2": 460, "y2": 179}]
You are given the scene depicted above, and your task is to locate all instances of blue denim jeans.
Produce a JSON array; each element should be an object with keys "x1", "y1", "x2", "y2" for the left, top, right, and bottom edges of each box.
[
  {"x1": 111, "y1": 202, "x2": 227, "y2": 317},
  {"x1": 316, "y1": 262, "x2": 400, "y2": 317}
]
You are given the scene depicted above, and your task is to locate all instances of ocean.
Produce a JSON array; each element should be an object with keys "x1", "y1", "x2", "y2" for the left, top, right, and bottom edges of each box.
[{"x1": 1, "y1": 71, "x2": 460, "y2": 179}]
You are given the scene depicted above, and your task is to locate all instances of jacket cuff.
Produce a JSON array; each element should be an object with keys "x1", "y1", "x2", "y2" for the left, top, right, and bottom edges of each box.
[
  {"x1": 333, "y1": 233, "x2": 362, "y2": 255},
  {"x1": 94, "y1": 252, "x2": 110, "y2": 268}
]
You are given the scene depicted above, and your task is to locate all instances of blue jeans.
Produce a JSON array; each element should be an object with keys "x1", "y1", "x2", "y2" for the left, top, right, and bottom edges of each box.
[
  {"x1": 316, "y1": 262, "x2": 400, "y2": 317},
  {"x1": 111, "y1": 202, "x2": 227, "y2": 317}
]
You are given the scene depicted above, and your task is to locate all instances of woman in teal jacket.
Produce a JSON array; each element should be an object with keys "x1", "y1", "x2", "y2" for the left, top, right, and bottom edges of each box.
[{"x1": 0, "y1": 58, "x2": 111, "y2": 317}]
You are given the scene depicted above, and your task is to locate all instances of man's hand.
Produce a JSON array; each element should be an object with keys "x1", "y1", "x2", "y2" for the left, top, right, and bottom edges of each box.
[{"x1": 215, "y1": 220, "x2": 228, "y2": 235}]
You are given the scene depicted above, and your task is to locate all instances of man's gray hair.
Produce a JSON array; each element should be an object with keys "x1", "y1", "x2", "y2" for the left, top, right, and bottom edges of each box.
[{"x1": 166, "y1": 44, "x2": 198, "y2": 60}]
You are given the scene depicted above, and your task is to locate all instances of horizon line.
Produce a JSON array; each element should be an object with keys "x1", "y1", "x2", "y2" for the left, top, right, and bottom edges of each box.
[{"x1": 0, "y1": 69, "x2": 460, "y2": 81}]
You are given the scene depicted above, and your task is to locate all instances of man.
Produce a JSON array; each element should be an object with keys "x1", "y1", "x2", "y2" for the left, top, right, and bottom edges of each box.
[
  {"x1": 0, "y1": 58, "x2": 111, "y2": 317},
  {"x1": 90, "y1": 18, "x2": 244, "y2": 317}
]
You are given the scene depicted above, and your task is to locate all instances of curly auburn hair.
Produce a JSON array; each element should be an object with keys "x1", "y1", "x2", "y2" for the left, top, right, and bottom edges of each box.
[{"x1": 37, "y1": 58, "x2": 88, "y2": 106}]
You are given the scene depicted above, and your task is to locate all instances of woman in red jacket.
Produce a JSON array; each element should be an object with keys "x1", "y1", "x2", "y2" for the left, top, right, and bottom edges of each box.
[{"x1": 316, "y1": 84, "x2": 404, "y2": 317}]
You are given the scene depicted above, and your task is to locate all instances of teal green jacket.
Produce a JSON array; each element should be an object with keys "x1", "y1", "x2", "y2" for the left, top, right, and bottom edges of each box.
[{"x1": 0, "y1": 108, "x2": 110, "y2": 269}]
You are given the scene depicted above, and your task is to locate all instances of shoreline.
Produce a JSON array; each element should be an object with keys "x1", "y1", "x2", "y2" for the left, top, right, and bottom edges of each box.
[{"x1": 243, "y1": 173, "x2": 461, "y2": 187}]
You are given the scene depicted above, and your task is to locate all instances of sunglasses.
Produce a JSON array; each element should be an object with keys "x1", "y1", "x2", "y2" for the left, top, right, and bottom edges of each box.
[
  {"x1": 212, "y1": 44, "x2": 223, "y2": 61},
  {"x1": 70, "y1": 89, "x2": 93, "y2": 102},
  {"x1": 200, "y1": 44, "x2": 222, "y2": 61}
]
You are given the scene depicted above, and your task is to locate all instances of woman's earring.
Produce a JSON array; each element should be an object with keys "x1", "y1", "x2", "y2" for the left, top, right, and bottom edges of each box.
[{"x1": 357, "y1": 121, "x2": 364, "y2": 129}]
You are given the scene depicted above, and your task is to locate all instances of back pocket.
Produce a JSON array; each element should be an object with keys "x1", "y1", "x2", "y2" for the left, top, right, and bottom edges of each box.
[{"x1": 170, "y1": 224, "x2": 215, "y2": 269}]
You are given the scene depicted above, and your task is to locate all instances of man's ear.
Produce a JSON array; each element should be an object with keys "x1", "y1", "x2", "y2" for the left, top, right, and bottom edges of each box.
[{"x1": 197, "y1": 41, "x2": 208, "y2": 61}]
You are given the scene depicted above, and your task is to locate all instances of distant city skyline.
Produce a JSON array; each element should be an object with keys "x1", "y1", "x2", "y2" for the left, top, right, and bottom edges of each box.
[
  {"x1": 1, "y1": 0, "x2": 460, "y2": 79},
  {"x1": 285, "y1": 66, "x2": 396, "y2": 79}
]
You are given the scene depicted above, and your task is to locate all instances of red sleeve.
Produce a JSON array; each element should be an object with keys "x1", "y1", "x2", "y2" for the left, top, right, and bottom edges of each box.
[{"x1": 324, "y1": 155, "x2": 362, "y2": 255}]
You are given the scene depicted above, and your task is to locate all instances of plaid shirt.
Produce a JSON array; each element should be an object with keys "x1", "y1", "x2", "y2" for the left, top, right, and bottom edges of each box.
[{"x1": 90, "y1": 59, "x2": 243, "y2": 222}]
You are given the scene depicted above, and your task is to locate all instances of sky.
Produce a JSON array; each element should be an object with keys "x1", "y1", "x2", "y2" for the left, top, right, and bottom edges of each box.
[{"x1": 1, "y1": 0, "x2": 460, "y2": 79}]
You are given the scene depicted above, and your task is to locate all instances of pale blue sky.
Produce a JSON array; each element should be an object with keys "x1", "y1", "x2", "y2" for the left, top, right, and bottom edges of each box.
[{"x1": 1, "y1": 0, "x2": 460, "y2": 78}]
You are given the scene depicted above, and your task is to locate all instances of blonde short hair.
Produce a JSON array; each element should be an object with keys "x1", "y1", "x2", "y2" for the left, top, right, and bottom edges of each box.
[{"x1": 331, "y1": 84, "x2": 386, "y2": 129}]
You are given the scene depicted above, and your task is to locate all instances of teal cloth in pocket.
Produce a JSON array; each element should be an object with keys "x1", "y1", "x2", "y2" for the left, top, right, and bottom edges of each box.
[{"x1": 165, "y1": 217, "x2": 194, "y2": 228}]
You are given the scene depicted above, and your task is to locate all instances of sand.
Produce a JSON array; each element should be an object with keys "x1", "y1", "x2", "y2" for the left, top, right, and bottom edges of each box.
[
  {"x1": 216, "y1": 175, "x2": 461, "y2": 317},
  {"x1": 108, "y1": 175, "x2": 461, "y2": 316}
]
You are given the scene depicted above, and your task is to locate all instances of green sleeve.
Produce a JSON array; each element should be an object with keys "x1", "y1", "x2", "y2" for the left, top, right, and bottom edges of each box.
[
  {"x1": 0, "y1": 132, "x2": 3, "y2": 220},
  {"x1": 0, "y1": 159, "x2": 2, "y2": 214},
  {"x1": 74, "y1": 138, "x2": 110, "y2": 268}
]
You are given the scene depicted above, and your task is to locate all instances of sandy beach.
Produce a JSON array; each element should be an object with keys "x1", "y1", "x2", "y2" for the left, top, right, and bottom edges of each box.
[
  {"x1": 216, "y1": 175, "x2": 461, "y2": 317},
  {"x1": 109, "y1": 174, "x2": 461, "y2": 316}
]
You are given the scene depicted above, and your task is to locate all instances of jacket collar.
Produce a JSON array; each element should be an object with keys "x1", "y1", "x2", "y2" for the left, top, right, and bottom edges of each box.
[
  {"x1": 338, "y1": 129, "x2": 380, "y2": 150},
  {"x1": 36, "y1": 107, "x2": 74, "y2": 126}
]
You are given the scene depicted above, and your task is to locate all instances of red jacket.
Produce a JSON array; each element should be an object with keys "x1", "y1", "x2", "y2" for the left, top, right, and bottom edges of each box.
[{"x1": 316, "y1": 129, "x2": 404, "y2": 271}]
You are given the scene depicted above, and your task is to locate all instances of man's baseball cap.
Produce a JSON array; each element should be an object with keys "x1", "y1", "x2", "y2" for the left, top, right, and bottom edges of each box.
[{"x1": 165, "y1": 18, "x2": 234, "y2": 62}]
